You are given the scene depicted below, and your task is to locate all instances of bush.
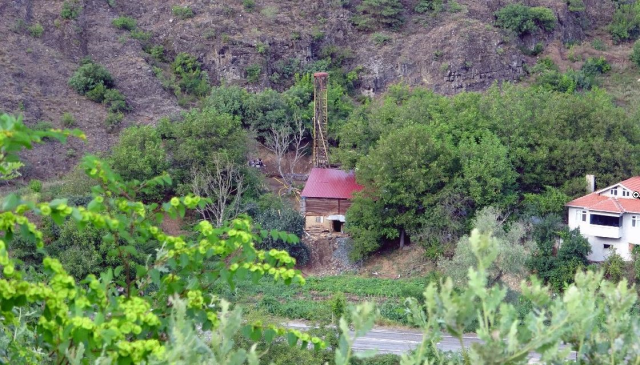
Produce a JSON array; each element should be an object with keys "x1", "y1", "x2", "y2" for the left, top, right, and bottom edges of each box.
[
  {"x1": 28, "y1": 179, "x2": 42, "y2": 193},
  {"x1": 172, "y1": 6, "x2": 194, "y2": 19},
  {"x1": 61, "y1": 112, "x2": 76, "y2": 127},
  {"x1": 252, "y1": 206, "x2": 310, "y2": 265},
  {"x1": 414, "y1": 0, "x2": 443, "y2": 14},
  {"x1": 603, "y1": 251, "x2": 625, "y2": 283},
  {"x1": 28, "y1": 23, "x2": 44, "y2": 38},
  {"x1": 130, "y1": 29, "x2": 152, "y2": 42},
  {"x1": 85, "y1": 82, "x2": 107, "y2": 102},
  {"x1": 33, "y1": 120, "x2": 53, "y2": 132},
  {"x1": 172, "y1": 52, "x2": 210, "y2": 96},
  {"x1": 371, "y1": 32, "x2": 391, "y2": 46},
  {"x1": 581, "y1": 56, "x2": 611, "y2": 76},
  {"x1": 103, "y1": 89, "x2": 129, "y2": 113},
  {"x1": 243, "y1": 0, "x2": 256, "y2": 12},
  {"x1": 608, "y1": 2, "x2": 640, "y2": 44},
  {"x1": 112, "y1": 16, "x2": 137, "y2": 31},
  {"x1": 353, "y1": 0, "x2": 404, "y2": 31},
  {"x1": 60, "y1": 0, "x2": 82, "y2": 20},
  {"x1": 245, "y1": 64, "x2": 262, "y2": 83},
  {"x1": 632, "y1": 40, "x2": 640, "y2": 68},
  {"x1": 146, "y1": 45, "x2": 165, "y2": 62},
  {"x1": 105, "y1": 112, "x2": 124, "y2": 131},
  {"x1": 494, "y1": 4, "x2": 556, "y2": 36},
  {"x1": 68, "y1": 60, "x2": 114, "y2": 95}
]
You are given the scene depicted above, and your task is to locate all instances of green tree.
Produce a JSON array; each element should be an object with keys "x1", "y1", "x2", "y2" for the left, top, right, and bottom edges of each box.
[
  {"x1": 158, "y1": 109, "x2": 249, "y2": 190},
  {"x1": 348, "y1": 125, "x2": 454, "y2": 258},
  {"x1": 441, "y1": 206, "x2": 535, "y2": 286},
  {"x1": 110, "y1": 125, "x2": 168, "y2": 183}
]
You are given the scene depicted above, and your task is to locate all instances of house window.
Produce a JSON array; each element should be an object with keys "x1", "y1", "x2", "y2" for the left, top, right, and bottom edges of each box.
[
  {"x1": 590, "y1": 214, "x2": 621, "y2": 227},
  {"x1": 604, "y1": 244, "x2": 611, "y2": 249},
  {"x1": 581, "y1": 211, "x2": 587, "y2": 222},
  {"x1": 633, "y1": 216, "x2": 639, "y2": 228},
  {"x1": 624, "y1": 190, "x2": 630, "y2": 197},
  {"x1": 611, "y1": 188, "x2": 618, "y2": 196},
  {"x1": 315, "y1": 216, "x2": 323, "y2": 223}
]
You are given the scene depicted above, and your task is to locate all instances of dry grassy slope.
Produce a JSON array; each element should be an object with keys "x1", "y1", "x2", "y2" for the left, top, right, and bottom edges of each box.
[{"x1": 0, "y1": 0, "x2": 625, "y2": 180}]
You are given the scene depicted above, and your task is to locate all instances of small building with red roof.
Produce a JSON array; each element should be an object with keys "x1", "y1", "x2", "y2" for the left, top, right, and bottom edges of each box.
[
  {"x1": 566, "y1": 176, "x2": 640, "y2": 261},
  {"x1": 300, "y1": 168, "x2": 363, "y2": 232}
]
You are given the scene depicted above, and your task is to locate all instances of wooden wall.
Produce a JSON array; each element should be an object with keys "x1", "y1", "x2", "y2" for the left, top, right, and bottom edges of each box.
[{"x1": 304, "y1": 198, "x2": 352, "y2": 216}]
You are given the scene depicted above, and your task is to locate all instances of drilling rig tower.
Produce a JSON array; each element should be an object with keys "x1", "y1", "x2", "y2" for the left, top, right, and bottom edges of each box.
[{"x1": 312, "y1": 72, "x2": 329, "y2": 168}]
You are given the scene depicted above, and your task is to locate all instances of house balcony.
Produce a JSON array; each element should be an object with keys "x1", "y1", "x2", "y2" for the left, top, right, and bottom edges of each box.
[{"x1": 585, "y1": 224, "x2": 622, "y2": 239}]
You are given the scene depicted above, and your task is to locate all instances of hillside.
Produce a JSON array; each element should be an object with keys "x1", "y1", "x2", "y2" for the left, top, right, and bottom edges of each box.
[{"x1": 0, "y1": 0, "x2": 636, "y2": 181}]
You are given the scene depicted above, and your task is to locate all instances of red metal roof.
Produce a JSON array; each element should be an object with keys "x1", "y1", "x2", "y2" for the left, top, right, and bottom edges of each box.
[
  {"x1": 566, "y1": 177, "x2": 640, "y2": 214},
  {"x1": 301, "y1": 168, "x2": 363, "y2": 199}
]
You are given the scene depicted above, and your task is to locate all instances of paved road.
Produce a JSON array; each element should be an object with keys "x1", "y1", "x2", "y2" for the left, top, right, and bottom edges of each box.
[{"x1": 287, "y1": 322, "x2": 574, "y2": 363}]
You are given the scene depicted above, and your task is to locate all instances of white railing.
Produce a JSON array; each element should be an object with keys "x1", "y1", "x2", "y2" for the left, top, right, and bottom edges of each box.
[{"x1": 586, "y1": 224, "x2": 622, "y2": 239}]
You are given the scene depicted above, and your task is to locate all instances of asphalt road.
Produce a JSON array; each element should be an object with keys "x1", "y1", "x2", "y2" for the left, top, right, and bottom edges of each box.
[
  {"x1": 287, "y1": 322, "x2": 480, "y2": 355},
  {"x1": 286, "y1": 322, "x2": 574, "y2": 363}
]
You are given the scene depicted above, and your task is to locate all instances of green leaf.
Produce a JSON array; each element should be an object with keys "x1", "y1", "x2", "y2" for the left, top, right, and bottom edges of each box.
[
  {"x1": 114, "y1": 266, "x2": 123, "y2": 277},
  {"x1": 263, "y1": 328, "x2": 276, "y2": 344},
  {"x1": 287, "y1": 332, "x2": 298, "y2": 347},
  {"x1": 1, "y1": 194, "x2": 20, "y2": 211},
  {"x1": 149, "y1": 269, "x2": 160, "y2": 286}
]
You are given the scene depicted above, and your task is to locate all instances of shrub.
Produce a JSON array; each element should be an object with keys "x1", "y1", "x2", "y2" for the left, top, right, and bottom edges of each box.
[
  {"x1": 245, "y1": 63, "x2": 262, "y2": 83},
  {"x1": 330, "y1": 292, "x2": 346, "y2": 323},
  {"x1": 371, "y1": 32, "x2": 391, "y2": 46},
  {"x1": 608, "y1": 2, "x2": 640, "y2": 44},
  {"x1": 60, "y1": 0, "x2": 82, "y2": 20},
  {"x1": 603, "y1": 251, "x2": 625, "y2": 283},
  {"x1": 33, "y1": 120, "x2": 54, "y2": 132},
  {"x1": 112, "y1": 16, "x2": 137, "y2": 31},
  {"x1": 172, "y1": 5, "x2": 194, "y2": 19},
  {"x1": 243, "y1": 0, "x2": 256, "y2": 12},
  {"x1": 414, "y1": 0, "x2": 443, "y2": 14},
  {"x1": 61, "y1": 112, "x2": 76, "y2": 127},
  {"x1": 632, "y1": 40, "x2": 640, "y2": 68},
  {"x1": 353, "y1": 0, "x2": 404, "y2": 31},
  {"x1": 591, "y1": 38, "x2": 607, "y2": 51},
  {"x1": 68, "y1": 60, "x2": 114, "y2": 95},
  {"x1": 103, "y1": 89, "x2": 129, "y2": 113},
  {"x1": 172, "y1": 52, "x2": 210, "y2": 96},
  {"x1": 105, "y1": 111, "x2": 124, "y2": 131},
  {"x1": 494, "y1": 4, "x2": 556, "y2": 36},
  {"x1": 567, "y1": 0, "x2": 586, "y2": 12},
  {"x1": 85, "y1": 82, "x2": 107, "y2": 102},
  {"x1": 28, "y1": 23, "x2": 44, "y2": 38},
  {"x1": 28, "y1": 179, "x2": 42, "y2": 193},
  {"x1": 130, "y1": 29, "x2": 152, "y2": 42},
  {"x1": 147, "y1": 45, "x2": 165, "y2": 62},
  {"x1": 581, "y1": 56, "x2": 611, "y2": 76}
]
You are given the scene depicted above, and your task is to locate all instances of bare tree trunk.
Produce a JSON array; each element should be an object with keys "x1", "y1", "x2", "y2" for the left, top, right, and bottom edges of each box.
[
  {"x1": 263, "y1": 118, "x2": 308, "y2": 194},
  {"x1": 190, "y1": 155, "x2": 245, "y2": 227},
  {"x1": 400, "y1": 228, "x2": 405, "y2": 249}
]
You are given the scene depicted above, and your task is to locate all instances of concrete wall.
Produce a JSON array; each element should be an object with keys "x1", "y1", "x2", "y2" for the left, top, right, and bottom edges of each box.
[{"x1": 305, "y1": 215, "x2": 333, "y2": 231}]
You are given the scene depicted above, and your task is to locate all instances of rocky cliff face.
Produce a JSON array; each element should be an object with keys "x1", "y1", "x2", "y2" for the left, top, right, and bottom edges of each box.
[{"x1": 0, "y1": 0, "x2": 618, "y2": 179}]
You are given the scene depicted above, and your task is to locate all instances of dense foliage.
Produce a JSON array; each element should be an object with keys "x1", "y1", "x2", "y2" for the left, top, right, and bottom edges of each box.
[
  {"x1": 494, "y1": 4, "x2": 556, "y2": 36},
  {"x1": 0, "y1": 114, "x2": 322, "y2": 364},
  {"x1": 339, "y1": 83, "x2": 640, "y2": 258}
]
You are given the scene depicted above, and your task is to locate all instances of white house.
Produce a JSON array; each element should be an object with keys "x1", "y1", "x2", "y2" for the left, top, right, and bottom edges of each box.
[{"x1": 566, "y1": 176, "x2": 640, "y2": 262}]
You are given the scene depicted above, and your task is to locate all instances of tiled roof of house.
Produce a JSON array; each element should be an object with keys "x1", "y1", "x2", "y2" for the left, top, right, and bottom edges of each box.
[
  {"x1": 300, "y1": 168, "x2": 363, "y2": 199},
  {"x1": 566, "y1": 177, "x2": 640, "y2": 214}
]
